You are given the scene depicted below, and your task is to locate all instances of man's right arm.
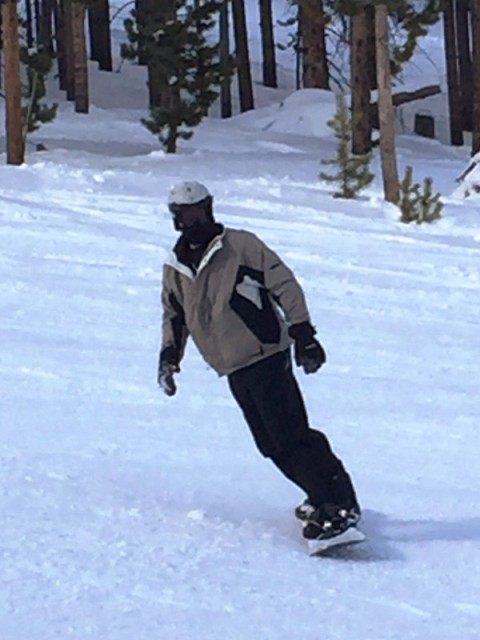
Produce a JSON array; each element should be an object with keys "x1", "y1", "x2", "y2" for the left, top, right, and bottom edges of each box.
[{"x1": 158, "y1": 267, "x2": 189, "y2": 396}]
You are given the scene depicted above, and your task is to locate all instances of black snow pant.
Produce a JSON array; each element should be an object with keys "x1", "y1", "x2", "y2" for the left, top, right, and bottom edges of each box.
[{"x1": 227, "y1": 349, "x2": 359, "y2": 510}]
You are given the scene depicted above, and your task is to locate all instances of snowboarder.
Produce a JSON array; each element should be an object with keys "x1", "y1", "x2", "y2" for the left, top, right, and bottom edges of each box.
[{"x1": 158, "y1": 180, "x2": 361, "y2": 548}]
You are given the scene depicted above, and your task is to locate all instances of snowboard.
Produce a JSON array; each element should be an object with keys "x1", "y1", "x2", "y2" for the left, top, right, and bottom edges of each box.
[{"x1": 307, "y1": 525, "x2": 366, "y2": 556}]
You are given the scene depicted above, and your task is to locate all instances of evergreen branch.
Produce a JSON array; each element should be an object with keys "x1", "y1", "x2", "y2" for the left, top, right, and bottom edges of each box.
[
  {"x1": 23, "y1": 69, "x2": 39, "y2": 143},
  {"x1": 110, "y1": 0, "x2": 135, "y2": 25}
]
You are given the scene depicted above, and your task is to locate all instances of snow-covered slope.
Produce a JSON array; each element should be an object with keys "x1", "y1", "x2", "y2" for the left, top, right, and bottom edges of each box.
[
  {"x1": 1, "y1": 89, "x2": 480, "y2": 639},
  {"x1": 2, "y1": 5, "x2": 480, "y2": 634}
]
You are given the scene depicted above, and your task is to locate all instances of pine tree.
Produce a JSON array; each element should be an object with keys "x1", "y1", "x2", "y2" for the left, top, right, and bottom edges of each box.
[
  {"x1": 320, "y1": 94, "x2": 374, "y2": 199},
  {"x1": 397, "y1": 166, "x2": 443, "y2": 224},
  {"x1": 20, "y1": 46, "x2": 58, "y2": 136},
  {"x1": 334, "y1": 0, "x2": 441, "y2": 73},
  {"x1": 382, "y1": 0, "x2": 440, "y2": 76},
  {"x1": 122, "y1": 0, "x2": 234, "y2": 152},
  {"x1": 331, "y1": 0, "x2": 441, "y2": 76}
]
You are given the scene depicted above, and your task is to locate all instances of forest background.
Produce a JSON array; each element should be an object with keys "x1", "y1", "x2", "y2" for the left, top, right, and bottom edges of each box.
[{"x1": 1, "y1": 0, "x2": 479, "y2": 201}]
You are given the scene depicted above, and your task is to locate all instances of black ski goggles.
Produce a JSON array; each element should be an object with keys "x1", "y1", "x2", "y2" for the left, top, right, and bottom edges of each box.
[{"x1": 168, "y1": 198, "x2": 211, "y2": 227}]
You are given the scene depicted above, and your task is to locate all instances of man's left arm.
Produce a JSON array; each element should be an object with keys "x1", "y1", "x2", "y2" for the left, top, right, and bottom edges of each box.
[{"x1": 259, "y1": 238, "x2": 327, "y2": 374}]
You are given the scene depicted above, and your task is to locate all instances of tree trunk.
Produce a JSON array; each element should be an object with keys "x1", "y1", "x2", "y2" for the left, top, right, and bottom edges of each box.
[
  {"x1": 456, "y1": 0, "x2": 472, "y2": 131},
  {"x1": 59, "y1": 0, "x2": 75, "y2": 100},
  {"x1": 0, "y1": 12, "x2": 3, "y2": 91},
  {"x1": 375, "y1": 4, "x2": 399, "y2": 203},
  {"x1": 299, "y1": 0, "x2": 328, "y2": 89},
  {"x1": 88, "y1": 0, "x2": 113, "y2": 71},
  {"x1": 34, "y1": 0, "x2": 41, "y2": 43},
  {"x1": 444, "y1": 0, "x2": 464, "y2": 145},
  {"x1": 366, "y1": 4, "x2": 376, "y2": 90},
  {"x1": 232, "y1": 0, "x2": 254, "y2": 112},
  {"x1": 53, "y1": 0, "x2": 64, "y2": 87},
  {"x1": 71, "y1": 0, "x2": 89, "y2": 113},
  {"x1": 25, "y1": 0, "x2": 34, "y2": 47},
  {"x1": 472, "y1": 0, "x2": 480, "y2": 153},
  {"x1": 219, "y1": 0, "x2": 232, "y2": 118},
  {"x1": 351, "y1": 5, "x2": 372, "y2": 155},
  {"x1": 259, "y1": 0, "x2": 277, "y2": 88},
  {"x1": 159, "y1": 87, "x2": 180, "y2": 153},
  {"x1": 295, "y1": 5, "x2": 301, "y2": 90},
  {"x1": 134, "y1": 0, "x2": 148, "y2": 66},
  {"x1": 40, "y1": 0, "x2": 54, "y2": 53},
  {"x1": 2, "y1": 0, "x2": 24, "y2": 165},
  {"x1": 53, "y1": 0, "x2": 67, "y2": 90}
]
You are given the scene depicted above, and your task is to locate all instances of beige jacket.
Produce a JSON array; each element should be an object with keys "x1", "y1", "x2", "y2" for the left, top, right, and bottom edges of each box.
[{"x1": 160, "y1": 228, "x2": 312, "y2": 376}]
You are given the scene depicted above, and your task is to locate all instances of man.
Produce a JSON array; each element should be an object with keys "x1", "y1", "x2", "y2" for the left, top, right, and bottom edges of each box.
[{"x1": 158, "y1": 180, "x2": 360, "y2": 545}]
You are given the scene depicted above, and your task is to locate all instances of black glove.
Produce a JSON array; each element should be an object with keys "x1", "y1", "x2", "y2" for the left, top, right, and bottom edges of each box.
[
  {"x1": 289, "y1": 322, "x2": 326, "y2": 374},
  {"x1": 157, "y1": 347, "x2": 180, "y2": 397}
]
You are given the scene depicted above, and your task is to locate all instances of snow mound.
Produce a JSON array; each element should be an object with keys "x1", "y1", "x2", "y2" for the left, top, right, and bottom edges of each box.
[{"x1": 230, "y1": 89, "x2": 337, "y2": 138}]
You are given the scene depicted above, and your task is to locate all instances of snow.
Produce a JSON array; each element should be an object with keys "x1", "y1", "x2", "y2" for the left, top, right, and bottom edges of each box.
[{"x1": 1, "y1": 11, "x2": 480, "y2": 640}]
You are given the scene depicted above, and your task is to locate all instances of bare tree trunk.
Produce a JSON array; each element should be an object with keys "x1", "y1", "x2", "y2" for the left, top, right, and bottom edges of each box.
[
  {"x1": 34, "y1": 0, "x2": 41, "y2": 43},
  {"x1": 259, "y1": 0, "x2": 277, "y2": 88},
  {"x1": 71, "y1": 0, "x2": 89, "y2": 113},
  {"x1": 53, "y1": 0, "x2": 67, "y2": 91},
  {"x1": 375, "y1": 3, "x2": 398, "y2": 203},
  {"x1": 25, "y1": 0, "x2": 34, "y2": 47},
  {"x1": 366, "y1": 4, "x2": 376, "y2": 90},
  {"x1": 351, "y1": 5, "x2": 372, "y2": 155},
  {"x1": 40, "y1": 0, "x2": 54, "y2": 53},
  {"x1": 53, "y1": 0, "x2": 63, "y2": 85},
  {"x1": 456, "y1": 0, "x2": 472, "y2": 131},
  {"x1": 472, "y1": 0, "x2": 480, "y2": 153},
  {"x1": 299, "y1": 0, "x2": 328, "y2": 89},
  {"x1": 232, "y1": 0, "x2": 254, "y2": 112},
  {"x1": 444, "y1": 0, "x2": 464, "y2": 145},
  {"x1": 2, "y1": 0, "x2": 24, "y2": 165},
  {"x1": 60, "y1": 0, "x2": 75, "y2": 100},
  {"x1": 160, "y1": 87, "x2": 180, "y2": 153},
  {"x1": 0, "y1": 12, "x2": 3, "y2": 91},
  {"x1": 219, "y1": 0, "x2": 232, "y2": 118},
  {"x1": 88, "y1": 0, "x2": 113, "y2": 71},
  {"x1": 295, "y1": 6, "x2": 301, "y2": 90}
]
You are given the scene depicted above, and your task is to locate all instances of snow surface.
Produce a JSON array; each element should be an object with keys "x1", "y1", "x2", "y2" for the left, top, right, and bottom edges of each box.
[{"x1": 1, "y1": 12, "x2": 480, "y2": 640}]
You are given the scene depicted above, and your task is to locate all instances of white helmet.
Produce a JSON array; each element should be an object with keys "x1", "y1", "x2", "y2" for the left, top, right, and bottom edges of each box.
[{"x1": 168, "y1": 181, "x2": 211, "y2": 206}]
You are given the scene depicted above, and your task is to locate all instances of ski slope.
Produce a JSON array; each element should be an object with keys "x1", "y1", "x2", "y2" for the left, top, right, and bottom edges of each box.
[{"x1": 1, "y1": 17, "x2": 480, "y2": 640}]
